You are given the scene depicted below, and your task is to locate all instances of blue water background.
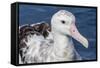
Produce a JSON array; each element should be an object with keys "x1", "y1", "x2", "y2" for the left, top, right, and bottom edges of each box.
[{"x1": 19, "y1": 4, "x2": 97, "y2": 60}]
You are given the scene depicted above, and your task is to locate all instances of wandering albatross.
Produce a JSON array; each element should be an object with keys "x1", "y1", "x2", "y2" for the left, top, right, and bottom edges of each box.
[{"x1": 19, "y1": 10, "x2": 88, "y2": 64}]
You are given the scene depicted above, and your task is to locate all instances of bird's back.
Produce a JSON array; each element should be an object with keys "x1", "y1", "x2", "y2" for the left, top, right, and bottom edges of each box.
[{"x1": 19, "y1": 22, "x2": 53, "y2": 63}]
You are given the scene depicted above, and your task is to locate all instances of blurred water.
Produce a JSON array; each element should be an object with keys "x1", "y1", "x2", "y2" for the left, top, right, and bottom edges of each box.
[{"x1": 19, "y1": 4, "x2": 97, "y2": 60}]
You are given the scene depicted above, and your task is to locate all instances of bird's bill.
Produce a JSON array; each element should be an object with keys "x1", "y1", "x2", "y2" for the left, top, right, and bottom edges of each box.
[{"x1": 70, "y1": 23, "x2": 88, "y2": 48}]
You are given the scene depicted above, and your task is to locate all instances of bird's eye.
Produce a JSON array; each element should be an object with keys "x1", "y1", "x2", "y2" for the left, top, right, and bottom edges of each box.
[{"x1": 61, "y1": 20, "x2": 65, "y2": 24}]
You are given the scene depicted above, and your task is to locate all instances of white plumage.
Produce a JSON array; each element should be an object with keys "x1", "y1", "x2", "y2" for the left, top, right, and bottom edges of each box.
[{"x1": 19, "y1": 10, "x2": 88, "y2": 64}]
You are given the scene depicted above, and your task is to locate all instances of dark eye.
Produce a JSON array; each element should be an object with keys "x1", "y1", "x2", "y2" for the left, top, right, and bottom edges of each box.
[{"x1": 61, "y1": 20, "x2": 65, "y2": 24}]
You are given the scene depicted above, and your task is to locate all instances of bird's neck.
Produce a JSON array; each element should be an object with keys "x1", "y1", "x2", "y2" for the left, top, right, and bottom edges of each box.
[
  {"x1": 53, "y1": 32, "x2": 74, "y2": 60},
  {"x1": 52, "y1": 30, "x2": 73, "y2": 53}
]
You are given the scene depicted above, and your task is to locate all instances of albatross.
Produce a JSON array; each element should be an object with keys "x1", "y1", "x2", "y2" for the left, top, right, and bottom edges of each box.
[{"x1": 19, "y1": 10, "x2": 88, "y2": 64}]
